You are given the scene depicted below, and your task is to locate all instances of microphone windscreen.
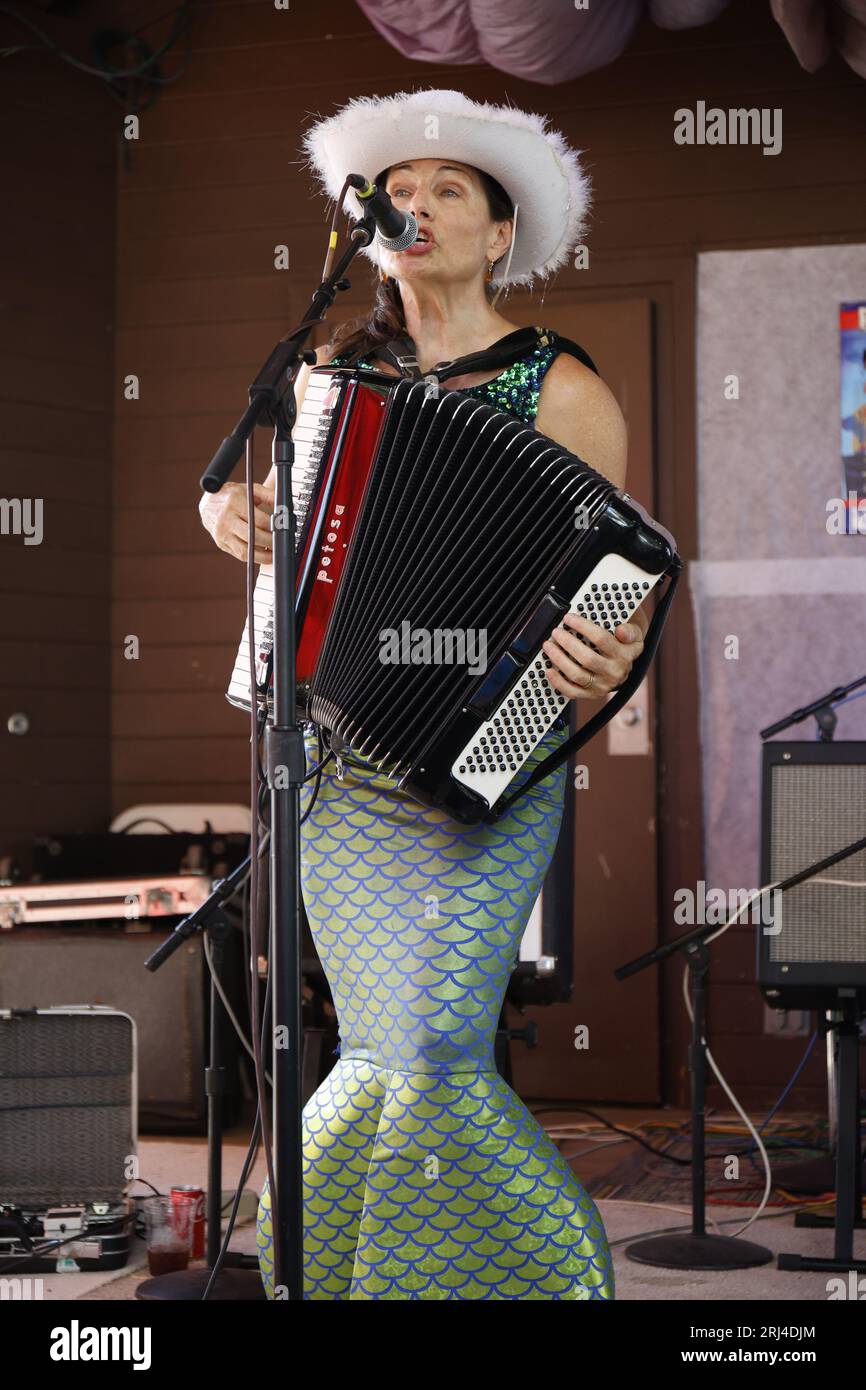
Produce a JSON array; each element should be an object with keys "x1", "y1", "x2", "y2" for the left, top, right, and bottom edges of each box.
[{"x1": 376, "y1": 213, "x2": 418, "y2": 253}]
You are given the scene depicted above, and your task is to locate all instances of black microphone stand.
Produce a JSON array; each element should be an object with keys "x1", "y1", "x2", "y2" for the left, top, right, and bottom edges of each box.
[
  {"x1": 760, "y1": 671, "x2": 866, "y2": 743},
  {"x1": 759, "y1": 675, "x2": 866, "y2": 1209},
  {"x1": 141, "y1": 855, "x2": 265, "y2": 1299},
  {"x1": 615, "y1": 832, "x2": 866, "y2": 1272},
  {"x1": 197, "y1": 215, "x2": 377, "y2": 1299},
  {"x1": 618, "y1": 926, "x2": 773, "y2": 1272}
]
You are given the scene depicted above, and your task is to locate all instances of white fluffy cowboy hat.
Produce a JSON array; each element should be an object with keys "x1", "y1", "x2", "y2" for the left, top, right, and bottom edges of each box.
[{"x1": 302, "y1": 88, "x2": 591, "y2": 289}]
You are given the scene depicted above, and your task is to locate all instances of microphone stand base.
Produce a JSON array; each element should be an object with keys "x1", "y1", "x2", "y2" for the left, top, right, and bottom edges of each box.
[
  {"x1": 135, "y1": 1266, "x2": 267, "y2": 1301},
  {"x1": 625, "y1": 1232, "x2": 773, "y2": 1270}
]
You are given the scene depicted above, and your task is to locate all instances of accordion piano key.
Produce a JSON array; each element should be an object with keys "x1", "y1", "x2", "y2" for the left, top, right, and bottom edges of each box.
[
  {"x1": 225, "y1": 367, "x2": 390, "y2": 714},
  {"x1": 227, "y1": 566, "x2": 275, "y2": 707},
  {"x1": 225, "y1": 388, "x2": 334, "y2": 713}
]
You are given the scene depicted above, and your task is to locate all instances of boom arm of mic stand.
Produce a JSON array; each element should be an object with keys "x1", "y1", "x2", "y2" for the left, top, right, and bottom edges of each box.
[
  {"x1": 143, "y1": 854, "x2": 252, "y2": 972},
  {"x1": 615, "y1": 831, "x2": 866, "y2": 982},
  {"x1": 760, "y1": 672, "x2": 866, "y2": 740},
  {"x1": 199, "y1": 220, "x2": 376, "y2": 494}
]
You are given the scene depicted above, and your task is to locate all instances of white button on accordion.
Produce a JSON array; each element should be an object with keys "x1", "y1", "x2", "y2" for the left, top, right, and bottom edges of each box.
[{"x1": 227, "y1": 366, "x2": 682, "y2": 823}]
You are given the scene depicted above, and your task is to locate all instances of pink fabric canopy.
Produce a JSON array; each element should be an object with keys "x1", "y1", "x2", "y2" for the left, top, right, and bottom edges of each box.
[{"x1": 354, "y1": 0, "x2": 866, "y2": 83}]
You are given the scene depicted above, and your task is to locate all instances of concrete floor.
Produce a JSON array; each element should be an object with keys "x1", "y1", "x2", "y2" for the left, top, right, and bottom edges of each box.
[{"x1": 20, "y1": 1108, "x2": 862, "y2": 1303}]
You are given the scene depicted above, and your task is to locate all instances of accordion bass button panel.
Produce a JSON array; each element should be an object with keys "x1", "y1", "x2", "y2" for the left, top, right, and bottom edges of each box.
[{"x1": 451, "y1": 552, "x2": 663, "y2": 808}]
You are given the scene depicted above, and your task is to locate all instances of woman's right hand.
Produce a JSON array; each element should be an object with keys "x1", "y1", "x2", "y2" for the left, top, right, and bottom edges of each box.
[{"x1": 199, "y1": 480, "x2": 275, "y2": 565}]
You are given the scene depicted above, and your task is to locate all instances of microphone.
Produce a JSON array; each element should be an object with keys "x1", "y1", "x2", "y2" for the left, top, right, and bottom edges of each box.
[{"x1": 346, "y1": 174, "x2": 418, "y2": 251}]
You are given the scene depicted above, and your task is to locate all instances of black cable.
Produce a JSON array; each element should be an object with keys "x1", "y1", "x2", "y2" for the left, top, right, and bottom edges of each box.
[
  {"x1": 256, "y1": 703, "x2": 269, "y2": 785},
  {"x1": 128, "y1": 1178, "x2": 162, "y2": 1198},
  {"x1": 188, "y1": 916, "x2": 269, "y2": 1299},
  {"x1": 187, "y1": 834, "x2": 269, "y2": 1301},
  {"x1": 604, "y1": 1199, "x2": 837, "y2": 1251},
  {"x1": 200, "y1": 859, "x2": 271, "y2": 1081},
  {"x1": 301, "y1": 727, "x2": 330, "y2": 824},
  {"x1": 0, "y1": 1, "x2": 190, "y2": 82},
  {"x1": 202, "y1": 1108, "x2": 263, "y2": 1300},
  {"x1": 118, "y1": 816, "x2": 178, "y2": 835},
  {"x1": 198, "y1": 710, "x2": 313, "y2": 1293},
  {"x1": 239, "y1": 870, "x2": 253, "y2": 1053},
  {"x1": 304, "y1": 729, "x2": 334, "y2": 782},
  {"x1": 533, "y1": 1031, "x2": 866, "y2": 1172},
  {"x1": 243, "y1": 427, "x2": 279, "y2": 1289},
  {"x1": 539, "y1": 1105, "x2": 852, "y2": 1174},
  {"x1": 0, "y1": 1213, "x2": 132, "y2": 1274},
  {"x1": 257, "y1": 775, "x2": 270, "y2": 834},
  {"x1": 531, "y1": 1104, "x2": 693, "y2": 1166}
]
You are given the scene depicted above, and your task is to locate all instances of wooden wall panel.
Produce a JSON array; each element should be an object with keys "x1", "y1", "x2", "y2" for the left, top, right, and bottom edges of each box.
[
  {"x1": 107, "y1": 0, "x2": 864, "y2": 1109},
  {"x1": 0, "y1": 0, "x2": 162, "y2": 868},
  {"x1": 4, "y1": 0, "x2": 862, "y2": 1105},
  {"x1": 0, "y1": 21, "x2": 114, "y2": 885}
]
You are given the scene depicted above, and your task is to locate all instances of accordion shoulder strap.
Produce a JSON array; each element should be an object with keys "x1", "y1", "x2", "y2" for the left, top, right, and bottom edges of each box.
[
  {"x1": 435, "y1": 327, "x2": 599, "y2": 383},
  {"x1": 371, "y1": 333, "x2": 423, "y2": 379},
  {"x1": 371, "y1": 326, "x2": 600, "y2": 384}
]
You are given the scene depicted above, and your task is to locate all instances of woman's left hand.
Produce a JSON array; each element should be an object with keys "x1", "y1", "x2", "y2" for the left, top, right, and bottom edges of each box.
[{"x1": 542, "y1": 605, "x2": 649, "y2": 702}]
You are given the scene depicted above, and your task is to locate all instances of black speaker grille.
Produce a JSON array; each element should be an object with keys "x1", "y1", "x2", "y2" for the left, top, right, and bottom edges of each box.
[
  {"x1": 0, "y1": 1011, "x2": 134, "y2": 1205},
  {"x1": 768, "y1": 764, "x2": 866, "y2": 964}
]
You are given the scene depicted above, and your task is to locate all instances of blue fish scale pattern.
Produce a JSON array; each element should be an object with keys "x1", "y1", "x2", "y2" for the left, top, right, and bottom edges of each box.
[
  {"x1": 306, "y1": 770, "x2": 556, "y2": 1071},
  {"x1": 256, "y1": 729, "x2": 614, "y2": 1300},
  {"x1": 256, "y1": 347, "x2": 615, "y2": 1299}
]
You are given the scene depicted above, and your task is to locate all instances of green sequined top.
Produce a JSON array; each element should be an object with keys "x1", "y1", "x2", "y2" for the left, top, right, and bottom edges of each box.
[{"x1": 329, "y1": 341, "x2": 558, "y2": 426}]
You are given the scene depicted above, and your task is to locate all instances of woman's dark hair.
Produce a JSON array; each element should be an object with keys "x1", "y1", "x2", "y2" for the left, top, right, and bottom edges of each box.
[{"x1": 327, "y1": 165, "x2": 514, "y2": 365}]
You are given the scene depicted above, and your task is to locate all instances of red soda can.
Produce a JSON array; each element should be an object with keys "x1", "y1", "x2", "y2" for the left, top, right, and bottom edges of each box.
[{"x1": 171, "y1": 1185, "x2": 205, "y2": 1259}]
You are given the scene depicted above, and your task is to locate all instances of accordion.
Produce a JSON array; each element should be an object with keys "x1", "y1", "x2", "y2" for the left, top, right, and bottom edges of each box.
[{"x1": 227, "y1": 366, "x2": 682, "y2": 824}]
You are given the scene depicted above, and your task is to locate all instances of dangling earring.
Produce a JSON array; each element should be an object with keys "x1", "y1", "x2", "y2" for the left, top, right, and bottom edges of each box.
[
  {"x1": 485, "y1": 260, "x2": 495, "y2": 283},
  {"x1": 380, "y1": 270, "x2": 390, "y2": 283}
]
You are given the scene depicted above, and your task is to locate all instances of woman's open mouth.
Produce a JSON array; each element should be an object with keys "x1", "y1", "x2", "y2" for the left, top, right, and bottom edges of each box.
[{"x1": 400, "y1": 231, "x2": 435, "y2": 256}]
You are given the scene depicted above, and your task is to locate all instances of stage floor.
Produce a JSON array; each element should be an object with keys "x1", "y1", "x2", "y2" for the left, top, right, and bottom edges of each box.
[{"x1": 20, "y1": 1105, "x2": 859, "y2": 1303}]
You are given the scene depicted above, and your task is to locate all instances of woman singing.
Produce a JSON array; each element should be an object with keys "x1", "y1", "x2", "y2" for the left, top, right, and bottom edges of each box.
[{"x1": 200, "y1": 88, "x2": 649, "y2": 1300}]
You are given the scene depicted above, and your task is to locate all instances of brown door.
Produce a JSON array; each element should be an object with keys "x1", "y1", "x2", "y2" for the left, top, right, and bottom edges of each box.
[{"x1": 506, "y1": 297, "x2": 661, "y2": 1103}]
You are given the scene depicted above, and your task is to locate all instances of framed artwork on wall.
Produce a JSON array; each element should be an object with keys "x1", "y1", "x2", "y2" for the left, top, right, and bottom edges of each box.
[{"x1": 840, "y1": 301, "x2": 866, "y2": 524}]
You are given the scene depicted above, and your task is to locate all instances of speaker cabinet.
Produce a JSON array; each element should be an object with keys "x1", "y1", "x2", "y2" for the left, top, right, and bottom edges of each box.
[
  {"x1": 0, "y1": 924, "x2": 245, "y2": 1132},
  {"x1": 759, "y1": 741, "x2": 866, "y2": 1008}
]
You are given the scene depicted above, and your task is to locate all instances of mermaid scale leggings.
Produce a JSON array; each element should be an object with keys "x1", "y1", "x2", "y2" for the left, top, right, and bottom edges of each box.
[{"x1": 256, "y1": 726, "x2": 615, "y2": 1300}]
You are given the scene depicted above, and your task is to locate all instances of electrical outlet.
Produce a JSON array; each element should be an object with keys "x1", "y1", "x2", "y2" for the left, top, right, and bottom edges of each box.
[{"x1": 763, "y1": 1003, "x2": 811, "y2": 1037}]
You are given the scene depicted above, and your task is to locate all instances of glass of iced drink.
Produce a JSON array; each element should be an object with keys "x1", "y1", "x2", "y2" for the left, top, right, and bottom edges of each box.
[{"x1": 142, "y1": 1195, "x2": 195, "y2": 1276}]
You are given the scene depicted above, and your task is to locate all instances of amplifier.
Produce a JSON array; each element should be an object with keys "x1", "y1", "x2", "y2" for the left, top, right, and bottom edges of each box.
[
  {"x1": 0, "y1": 900, "x2": 247, "y2": 1133},
  {"x1": 0, "y1": 1006, "x2": 135, "y2": 1272},
  {"x1": 29, "y1": 830, "x2": 249, "y2": 883},
  {"x1": 759, "y1": 741, "x2": 866, "y2": 1009}
]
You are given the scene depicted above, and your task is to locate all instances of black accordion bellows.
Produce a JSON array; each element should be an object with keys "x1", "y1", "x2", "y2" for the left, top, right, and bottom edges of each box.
[{"x1": 309, "y1": 378, "x2": 617, "y2": 775}]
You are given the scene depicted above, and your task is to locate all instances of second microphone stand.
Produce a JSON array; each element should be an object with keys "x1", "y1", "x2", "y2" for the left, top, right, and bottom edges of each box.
[{"x1": 616, "y1": 832, "x2": 866, "y2": 1272}]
